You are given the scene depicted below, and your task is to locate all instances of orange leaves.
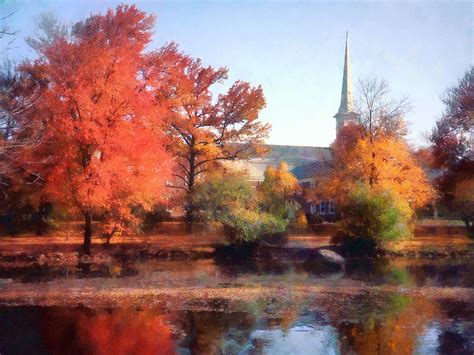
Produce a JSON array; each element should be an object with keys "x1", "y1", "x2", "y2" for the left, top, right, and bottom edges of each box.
[
  {"x1": 20, "y1": 5, "x2": 173, "y2": 234},
  {"x1": 324, "y1": 126, "x2": 435, "y2": 211},
  {"x1": 144, "y1": 44, "x2": 268, "y2": 221},
  {"x1": 15, "y1": 4, "x2": 270, "y2": 228}
]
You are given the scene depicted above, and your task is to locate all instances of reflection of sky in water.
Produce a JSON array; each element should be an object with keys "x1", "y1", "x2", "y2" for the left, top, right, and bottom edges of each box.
[
  {"x1": 415, "y1": 322, "x2": 441, "y2": 355},
  {"x1": 248, "y1": 324, "x2": 340, "y2": 355}
]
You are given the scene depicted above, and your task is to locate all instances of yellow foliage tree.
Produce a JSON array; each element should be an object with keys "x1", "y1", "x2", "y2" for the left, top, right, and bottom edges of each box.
[
  {"x1": 323, "y1": 125, "x2": 434, "y2": 212},
  {"x1": 258, "y1": 161, "x2": 301, "y2": 219}
]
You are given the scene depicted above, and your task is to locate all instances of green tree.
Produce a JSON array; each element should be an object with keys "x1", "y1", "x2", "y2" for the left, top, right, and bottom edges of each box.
[
  {"x1": 335, "y1": 184, "x2": 412, "y2": 255},
  {"x1": 193, "y1": 170, "x2": 254, "y2": 221},
  {"x1": 193, "y1": 170, "x2": 287, "y2": 245}
]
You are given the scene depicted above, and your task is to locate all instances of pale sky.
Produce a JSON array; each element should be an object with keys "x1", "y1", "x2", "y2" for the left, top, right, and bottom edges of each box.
[{"x1": 1, "y1": 0, "x2": 472, "y2": 147}]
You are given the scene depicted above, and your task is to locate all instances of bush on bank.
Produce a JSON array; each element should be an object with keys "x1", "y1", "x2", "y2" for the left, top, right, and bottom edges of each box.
[
  {"x1": 334, "y1": 184, "x2": 413, "y2": 256},
  {"x1": 193, "y1": 171, "x2": 289, "y2": 246}
]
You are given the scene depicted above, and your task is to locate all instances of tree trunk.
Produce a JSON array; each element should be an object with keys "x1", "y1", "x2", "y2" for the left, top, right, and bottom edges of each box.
[
  {"x1": 104, "y1": 228, "x2": 116, "y2": 246},
  {"x1": 185, "y1": 208, "x2": 193, "y2": 224},
  {"x1": 185, "y1": 193, "x2": 195, "y2": 225},
  {"x1": 185, "y1": 148, "x2": 197, "y2": 225},
  {"x1": 369, "y1": 150, "x2": 376, "y2": 188},
  {"x1": 83, "y1": 212, "x2": 92, "y2": 255}
]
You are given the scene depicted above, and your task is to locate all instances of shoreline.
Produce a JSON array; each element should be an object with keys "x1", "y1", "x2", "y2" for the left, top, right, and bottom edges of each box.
[{"x1": 0, "y1": 283, "x2": 473, "y2": 308}]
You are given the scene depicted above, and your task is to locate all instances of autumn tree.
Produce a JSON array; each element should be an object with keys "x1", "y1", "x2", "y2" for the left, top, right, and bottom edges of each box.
[
  {"x1": 318, "y1": 79, "x2": 433, "y2": 252},
  {"x1": 258, "y1": 161, "x2": 301, "y2": 219},
  {"x1": 321, "y1": 77, "x2": 433, "y2": 211},
  {"x1": 326, "y1": 129, "x2": 434, "y2": 211},
  {"x1": 430, "y1": 67, "x2": 473, "y2": 235},
  {"x1": 0, "y1": 64, "x2": 41, "y2": 191},
  {"x1": 19, "y1": 6, "x2": 172, "y2": 254},
  {"x1": 0, "y1": 9, "x2": 41, "y2": 184},
  {"x1": 0, "y1": 11, "x2": 45, "y2": 234},
  {"x1": 146, "y1": 44, "x2": 270, "y2": 223},
  {"x1": 355, "y1": 77, "x2": 410, "y2": 142},
  {"x1": 351, "y1": 77, "x2": 411, "y2": 187}
]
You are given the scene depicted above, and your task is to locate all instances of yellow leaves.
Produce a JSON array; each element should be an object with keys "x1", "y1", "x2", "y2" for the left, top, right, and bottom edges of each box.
[
  {"x1": 325, "y1": 133, "x2": 435, "y2": 211},
  {"x1": 260, "y1": 161, "x2": 300, "y2": 198},
  {"x1": 258, "y1": 161, "x2": 301, "y2": 219}
]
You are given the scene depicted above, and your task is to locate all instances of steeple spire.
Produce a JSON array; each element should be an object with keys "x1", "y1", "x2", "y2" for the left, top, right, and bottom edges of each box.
[
  {"x1": 334, "y1": 31, "x2": 357, "y2": 131},
  {"x1": 340, "y1": 31, "x2": 353, "y2": 113}
]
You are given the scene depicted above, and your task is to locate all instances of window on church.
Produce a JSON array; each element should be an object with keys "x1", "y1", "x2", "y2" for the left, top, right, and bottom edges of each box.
[
  {"x1": 329, "y1": 201, "x2": 336, "y2": 214},
  {"x1": 310, "y1": 203, "x2": 318, "y2": 214},
  {"x1": 320, "y1": 201, "x2": 328, "y2": 215}
]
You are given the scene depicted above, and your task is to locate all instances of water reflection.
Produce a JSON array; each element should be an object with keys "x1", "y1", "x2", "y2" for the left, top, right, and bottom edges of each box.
[
  {"x1": 0, "y1": 294, "x2": 472, "y2": 354},
  {"x1": 0, "y1": 307, "x2": 174, "y2": 355},
  {"x1": 1, "y1": 253, "x2": 473, "y2": 354},
  {"x1": 249, "y1": 325, "x2": 340, "y2": 354},
  {"x1": 2, "y1": 252, "x2": 473, "y2": 289},
  {"x1": 334, "y1": 295, "x2": 439, "y2": 354}
]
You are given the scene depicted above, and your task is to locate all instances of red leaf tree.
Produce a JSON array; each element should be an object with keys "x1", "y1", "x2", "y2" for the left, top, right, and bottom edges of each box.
[
  {"x1": 20, "y1": 5, "x2": 173, "y2": 254},
  {"x1": 430, "y1": 67, "x2": 473, "y2": 235},
  {"x1": 145, "y1": 44, "x2": 270, "y2": 223}
]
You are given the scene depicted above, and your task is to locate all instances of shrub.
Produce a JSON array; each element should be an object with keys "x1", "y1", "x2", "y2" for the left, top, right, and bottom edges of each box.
[
  {"x1": 193, "y1": 170, "x2": 254, "y2": 222},
  {"x1": 219, "y1": 208, "x2": 288, "y2": 245},
  {"x1": 194, "y1": 171, "x2": 289, "y2": 246},
  {"x1": 134, "y1": 204, "x2": 172, "y2": 232},
  {"x1": 290, "y1": 210, "x2": 308, "y2": 231},
  {"x1": 335, "y1": 184, "x2": 413, "y2": 255}
]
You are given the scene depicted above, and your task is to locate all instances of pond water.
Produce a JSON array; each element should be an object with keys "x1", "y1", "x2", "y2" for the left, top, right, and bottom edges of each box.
[{"x1": 0, "y1": 255, "x2": 473, "y2": 354}]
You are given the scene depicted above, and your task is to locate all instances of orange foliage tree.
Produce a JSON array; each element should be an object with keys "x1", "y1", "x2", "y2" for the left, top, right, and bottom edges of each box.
[
  {"x1": 258, "y1": 161, "x2": 301, "y2": 219},
  {"x1": 146, "y1": 44, "x2": 270, "y2": 222},
  {"x1": 19, "y1": 6, "x2": 172, "y2": 254},
  {"x1": 324, "y1": 123, "x2": 434, "y2": 212},
  {"x1": 319, "y1": 78, "x2": 434, "y2": 214}
]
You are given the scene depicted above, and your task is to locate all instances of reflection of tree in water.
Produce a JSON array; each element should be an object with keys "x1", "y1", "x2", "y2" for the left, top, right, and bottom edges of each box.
[
  {"x1": 342, "y1": 258, "x2": 413, "y2": 286},
  {"x1": 177, "y1": 296, "x2": 304, "y2": 354},
  {"x1": 40, "y1": 307, "x2": 174, "y2": 355},
  {"x1": 179, "y1": 309, "x2": 256, "y2": 354},
  {"x1": 327, "y1": 294, "x2": 439, "y2": 355}
]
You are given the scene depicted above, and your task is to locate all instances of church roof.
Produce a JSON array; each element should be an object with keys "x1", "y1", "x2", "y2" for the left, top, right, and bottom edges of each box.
[
  {"x1": 291, "y1": 161, "x2": 331, "y2": 179},
  {"x1": 259, "y1": 144, "x2": 332, "y2": 164},
  {"x1": 226, "y1": 144, "x2": 332, "y2": 182}
]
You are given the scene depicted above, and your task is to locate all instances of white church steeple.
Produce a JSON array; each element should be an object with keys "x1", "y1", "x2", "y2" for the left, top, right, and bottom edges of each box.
[{"x1": 334, "y1": 31, "x2": 358, "y2": 131}]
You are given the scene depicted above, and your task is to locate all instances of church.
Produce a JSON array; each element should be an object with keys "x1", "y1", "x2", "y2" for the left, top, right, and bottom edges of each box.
[{"x1": 232, "y1": 33, "x2": 358, "y2": 220}]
